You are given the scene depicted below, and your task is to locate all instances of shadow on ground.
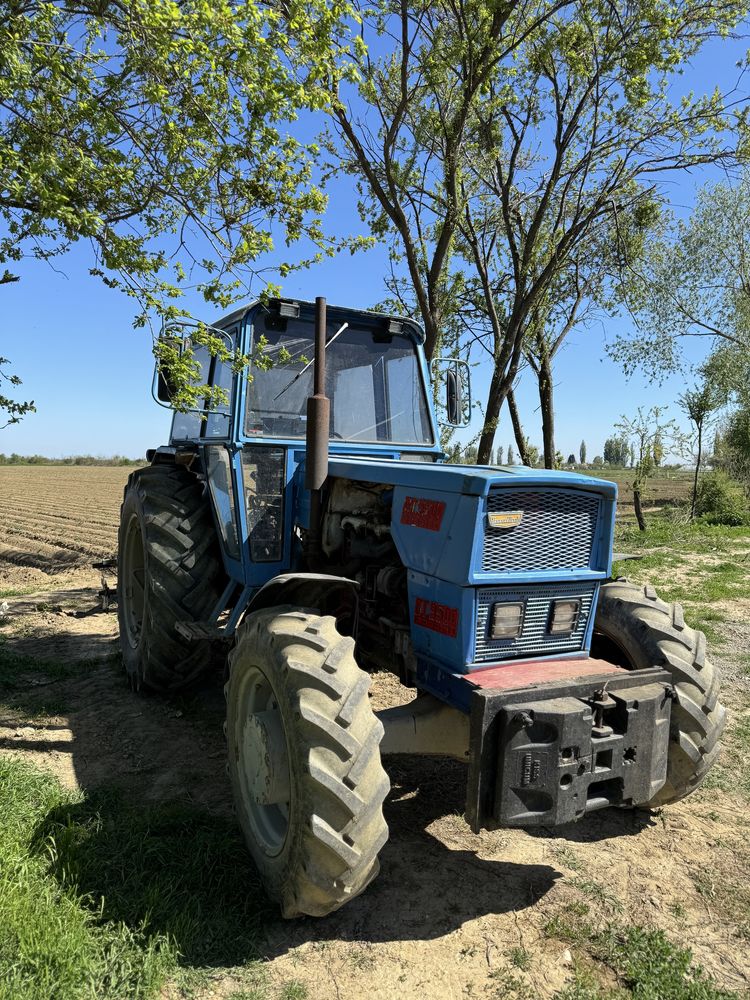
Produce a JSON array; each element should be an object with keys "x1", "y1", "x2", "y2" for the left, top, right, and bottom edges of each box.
[
  {"x1": 29, "y1": 749, "x2": 561, "y2": 966},
  {"x1": 9, "y1": 582, "x2": 685, "y2": 966},
  {"x1": 32, "y1": 789, "x2": 272, "y2": 969},
  {"x1": 0, "y1": 587, "x2": 119, "y2": 663}
]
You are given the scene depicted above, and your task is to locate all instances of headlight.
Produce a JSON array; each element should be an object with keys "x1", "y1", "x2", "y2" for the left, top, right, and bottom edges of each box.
[
  {"x1": 548, "y1": 598, "x2": 581, "y2": 635},
  {"x1": 490, "y1": 601, "x2": 525, "y2": 639}
]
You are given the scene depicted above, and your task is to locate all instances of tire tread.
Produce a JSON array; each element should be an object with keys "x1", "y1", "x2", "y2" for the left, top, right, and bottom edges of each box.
[
  {"x1": 117, "y1": 464, "x2": 225, "y2": 692},
  {"x1": 227, "y1": 608, "x2": 389, "y2": 918},
  {"x1": 595, "y1": 581, "x2": 726, "y2": 806}
]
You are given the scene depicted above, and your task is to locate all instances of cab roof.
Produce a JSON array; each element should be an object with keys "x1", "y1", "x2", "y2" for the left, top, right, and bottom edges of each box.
[{"x1": 213, "y1": 298, "x2": 426, "y2": 343}]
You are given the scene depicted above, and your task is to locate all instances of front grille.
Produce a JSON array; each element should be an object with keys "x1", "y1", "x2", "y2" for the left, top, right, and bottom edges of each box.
[
  {"x1": 483, "y1": 489, "x2": 601, "y2": 574},
  {"x1": 474, "y1": 581, "x2": 597, "y2": 663}
]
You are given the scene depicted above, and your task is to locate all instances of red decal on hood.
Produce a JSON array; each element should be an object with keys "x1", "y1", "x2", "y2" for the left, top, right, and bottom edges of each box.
[
  {"x1": 400, "y1": 496, "x2": 446, "y2": 531},
  {"x1": 414, "y1": 598, "x2": 459, "y2": 637}
]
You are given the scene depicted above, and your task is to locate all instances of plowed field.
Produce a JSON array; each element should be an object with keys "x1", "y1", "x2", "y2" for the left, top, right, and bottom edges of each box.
[
  {"x1": 0, "y1": 464, "x2": 748, "y2": 1000},
  {"x1": 0, "y1": 466, "x2": 131, "y2": 588}
]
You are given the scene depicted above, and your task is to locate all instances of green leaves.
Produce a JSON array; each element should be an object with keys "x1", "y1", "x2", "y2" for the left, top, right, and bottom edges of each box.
[
  {"x1": 0, "y1": 1, "x2": 361, "y2": 314},
  {"x1": 612, "y1": 173, "x2": 750, "y2": 384},
  {"x1": 0, "y1": 358, "x2": 35, "y2": 430},
  {"x1": 0, "y1": 1, "x2": 368, "y2": 417},
  {"x1": 616, "y1": 406, "x2": 683, "y2": 492}
]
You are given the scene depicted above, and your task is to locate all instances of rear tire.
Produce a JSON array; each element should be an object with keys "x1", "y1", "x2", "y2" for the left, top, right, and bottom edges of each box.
[
  {"x1": 226, "y1": 607, "x2": 390, "y2": 917},
  {"x1": 591, "y1": 580, "x2": 726, "y2": 806},
  {"x1": 117, "y1": 464, "x2": 225, "y2": 692}
]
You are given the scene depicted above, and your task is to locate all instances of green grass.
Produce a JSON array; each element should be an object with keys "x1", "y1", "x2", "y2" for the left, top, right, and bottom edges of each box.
[
  {"x1": 0, "y1": 756, "x2": 172, "y2": 1000},
  {"x1": 226, "y1": 987, "x2": 308, "y2": 1000},
  {"x1": 545, "y1": 909, "x2": 740, "y2": 999},
  {"x1": 614, "y1": 516, "x2": 750, "y2": 559},
  {"x1": 0, "y1": 755, "x2": 284, "y2": 1000},
  {"x1": 507, "y1": 946, "x2": 531, "y2": 971},
  {"x1": 554, "y1": 972, "x2": 627, "y2": 1000},
  {"x1": 570, "y1": 879, "x2": 623, "y2": 914},
  {"x1": 487, "y1": 969, "x2": 531, "y2": 999},
  {"x1": 611, "y1": 516, "x2": 750, "y2": 645},
  {"x1": 544, "y1": 902, "x2": 592, "y2": 946},
  {"x1": 37, "y1": 792, "x2": 272, "y2": 969},
  {"x1": 702, "y1": 706, "x2": 750, "y2": 801},
  {"x1": 668, "y1": 561, "x2": 749, "y2": 605},
  {"x1": 550, "y1": 845, "x2": 584, "y2": 872},
  {"x1": 687, "y1": 608, "x2": 730, "y2": 647},
  {"x1": 0, "y1": 585, "x2": 43, "y2": 599}
]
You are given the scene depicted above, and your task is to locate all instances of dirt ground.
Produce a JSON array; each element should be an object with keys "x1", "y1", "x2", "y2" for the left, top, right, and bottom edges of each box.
[
  {"x1": 0, "y1": 467, "x2": 748, "y2": 999},
  {"x1": 1, "y1": 578, "x2": 748, "y2": 998}
]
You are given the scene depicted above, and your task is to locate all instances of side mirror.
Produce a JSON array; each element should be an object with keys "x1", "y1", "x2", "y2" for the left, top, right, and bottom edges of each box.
[
  {"x1": 155, "y1": 333, "x2": 184, "y2": 403},
  {"x1": 446, "y1": 367, "x2": 461, "y2": 425},
  {"x1": 151, "y1": 321, "x2": 233, "y2": 411},
  {"x1": 432, "y1": 358, "x2": 471, "y2": 427}
]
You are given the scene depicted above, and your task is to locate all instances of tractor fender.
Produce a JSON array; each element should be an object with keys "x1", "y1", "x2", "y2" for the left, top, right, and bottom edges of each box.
[{"x1": 244, "y1": 573, "x2": 359, "y2": 632}]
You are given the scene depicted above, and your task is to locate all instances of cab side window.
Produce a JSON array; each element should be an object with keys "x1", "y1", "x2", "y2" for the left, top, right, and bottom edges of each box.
[
  {"x1": 169, "y1": 327, "x2": 236, "y2": 442},
  {"x1": 205, "y1": 327, "x2": 236, "y2": 438},
  {"x1": 170, "y1": 341, "x2": 211, "y2": 441}
]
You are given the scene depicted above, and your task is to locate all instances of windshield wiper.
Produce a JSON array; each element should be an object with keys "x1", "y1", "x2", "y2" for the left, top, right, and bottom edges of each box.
[{"x1": 272, "y1": 322, "x2": 349, "y2": 401}]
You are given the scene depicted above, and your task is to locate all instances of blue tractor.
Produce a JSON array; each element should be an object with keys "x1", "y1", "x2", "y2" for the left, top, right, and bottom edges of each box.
[{"x1": 118, "y1": 297, "x2": 725, "y2": 917}]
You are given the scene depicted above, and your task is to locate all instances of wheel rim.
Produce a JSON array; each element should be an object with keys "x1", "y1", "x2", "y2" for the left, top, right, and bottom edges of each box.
[
  {"x1": 233, "y1": 664, "x2": 291, "y2": 857},
  {"x1": 121, "y1": 512, "x2": 146, "y2": 649},
  {"x1": 590, "y1": 627, "x2": 636, "y2": 670}
]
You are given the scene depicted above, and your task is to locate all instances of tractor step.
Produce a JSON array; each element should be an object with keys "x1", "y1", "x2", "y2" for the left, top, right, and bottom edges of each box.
[{"x1": 175, "y1": 620, "x2": 231, "y2": 644}]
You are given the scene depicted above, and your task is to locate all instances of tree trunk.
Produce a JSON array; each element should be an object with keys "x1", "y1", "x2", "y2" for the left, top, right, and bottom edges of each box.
[
  {"x1": 507, "y1": 389, "x2": 531, "y2": 466},
  {"x1": 633, "y1": 488, "x2": 647, "y2": 531},
  {"x1": 477, "y1": 365, "x2": 505, "y2": 464},
  {"x1": 538, "y1": 356, "x2": 555, "y2": 468},
  {"x1": 477, "y1": 312, "x2": 526, "y2": 465},
  {"x1": 691, "y1": 423, "x2": 703, "y2": 519},
  {"x1": 422, "y1": 309, "x2": 442, "y2": 362}
]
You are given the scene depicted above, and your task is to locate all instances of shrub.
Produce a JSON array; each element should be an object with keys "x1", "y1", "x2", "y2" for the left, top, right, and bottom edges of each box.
[{"x1": 696, "y1": 470, "x2": 749, "y2": 526}]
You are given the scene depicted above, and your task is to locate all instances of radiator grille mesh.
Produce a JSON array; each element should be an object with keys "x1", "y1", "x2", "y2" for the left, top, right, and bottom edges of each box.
[
  {"x1": 474, "y1": 582, "x2": 596, "y2": 663},
  {"x1": 483, "y1": 489, "x2": 600, "y2": 574}
]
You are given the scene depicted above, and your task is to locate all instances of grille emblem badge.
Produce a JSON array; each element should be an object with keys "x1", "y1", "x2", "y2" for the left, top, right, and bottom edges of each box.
[{"x1": 487, "y1": 510, "x2": 524, "y2": 529}]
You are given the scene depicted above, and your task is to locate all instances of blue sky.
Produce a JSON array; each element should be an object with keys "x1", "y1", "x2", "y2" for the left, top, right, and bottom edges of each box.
[{"x1": 1, "y1": 31, "x2": 746, "y2": 461}]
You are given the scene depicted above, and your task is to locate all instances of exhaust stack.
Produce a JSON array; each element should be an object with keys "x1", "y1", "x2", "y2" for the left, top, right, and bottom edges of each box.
[{"x1": 305, "y1": 296, "x2": 330, "y2": 562}]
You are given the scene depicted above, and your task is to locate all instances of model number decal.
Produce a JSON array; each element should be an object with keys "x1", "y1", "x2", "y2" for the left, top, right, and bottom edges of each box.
[
  {"x1": 400, "y1": 496, "x2": 446, "y2": 531},
  {"x1": 414, "y1": 598, "x2": 459, "y2": 637}
]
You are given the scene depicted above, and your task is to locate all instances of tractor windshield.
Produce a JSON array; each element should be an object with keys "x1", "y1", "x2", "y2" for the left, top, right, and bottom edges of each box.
[{"x1": 245, "y1": 314, "x2": 434, "y2": 445}]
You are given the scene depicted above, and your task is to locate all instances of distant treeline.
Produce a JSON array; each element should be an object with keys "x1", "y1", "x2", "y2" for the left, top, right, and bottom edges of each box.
[{"x1": 0, "y1": 453, "x2": 140, "y2": 466}]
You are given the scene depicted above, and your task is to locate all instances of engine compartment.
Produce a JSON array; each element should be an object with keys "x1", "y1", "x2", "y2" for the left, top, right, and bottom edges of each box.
[{"x1": 318, "y1": 478, "x2": 414, "y2": 680}]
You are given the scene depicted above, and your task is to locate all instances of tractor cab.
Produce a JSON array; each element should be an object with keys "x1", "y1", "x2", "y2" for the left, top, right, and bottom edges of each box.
[
  {"x1": 161, "y1": 298, "x2": 443, "y2": 458},
  {"x1": 153, "y1": 299, "x2": 456, "y2": 594}
]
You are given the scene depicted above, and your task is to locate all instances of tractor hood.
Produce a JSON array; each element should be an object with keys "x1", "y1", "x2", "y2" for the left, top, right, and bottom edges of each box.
[
  {"x1": 326, "y1": 456, "x2": 617, "y2": 501},
  {"x1": 324, "y1": 456, "x2": 617, "y2": 587}
]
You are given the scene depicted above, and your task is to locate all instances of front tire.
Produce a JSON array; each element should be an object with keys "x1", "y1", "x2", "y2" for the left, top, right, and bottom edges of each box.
[
  {"x1": 226, "y1": 608, "x2": 390, "y2": 918},
  {"x1": 117, "y1": 464, "x2": 225, "y2": 692},
  {"x1": 592, "y1": 580, "x2": 726, "y2": 806}
]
